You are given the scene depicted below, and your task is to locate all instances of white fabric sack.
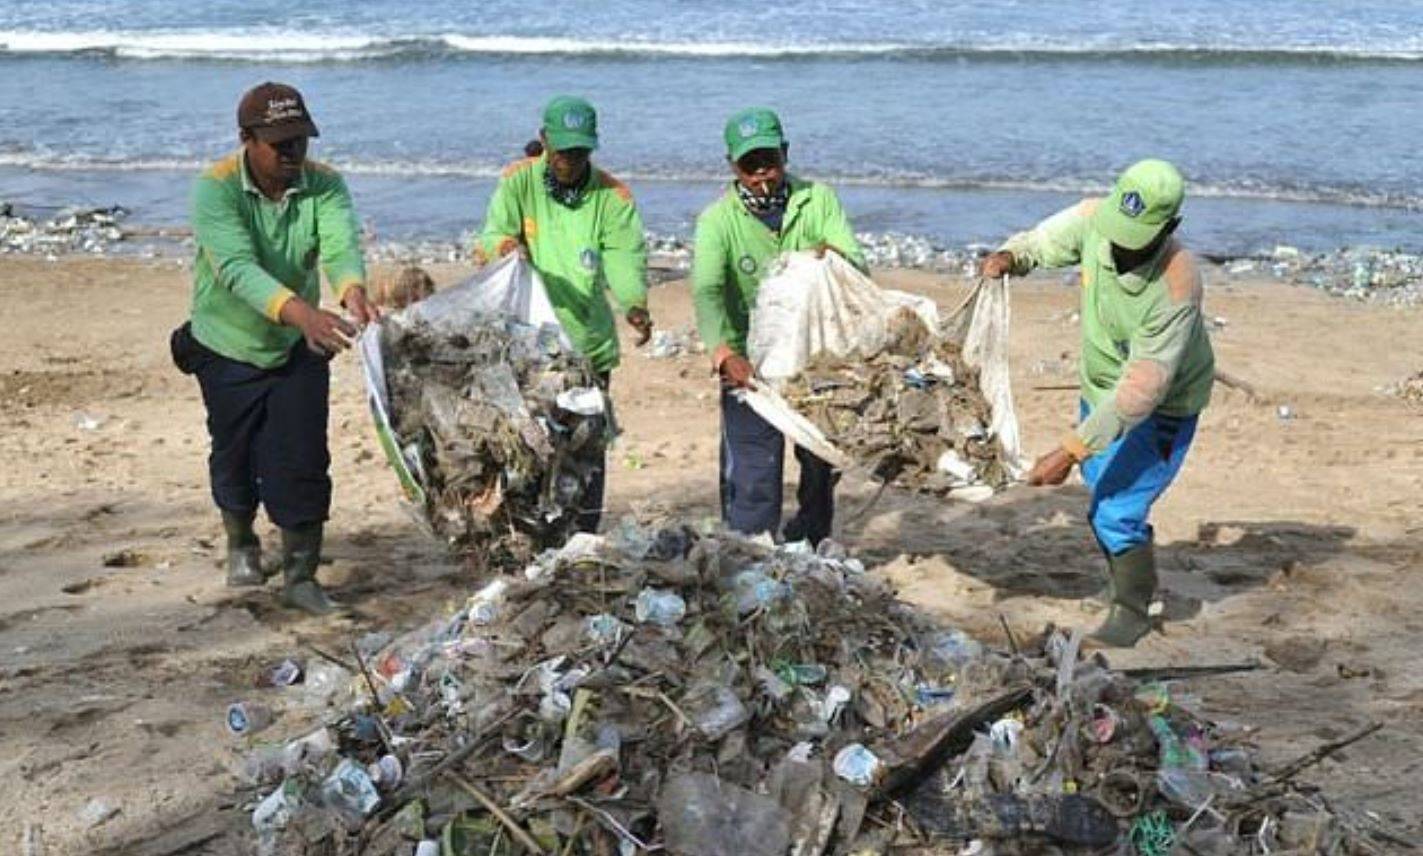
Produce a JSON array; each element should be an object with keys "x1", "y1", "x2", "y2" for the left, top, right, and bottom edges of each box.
[
  {"x1": 747, "y1": 251, "x2": 939, "y2": 384},
  {"x1": 740, "y1": 252, "x2": 1025, "y2": 486}
]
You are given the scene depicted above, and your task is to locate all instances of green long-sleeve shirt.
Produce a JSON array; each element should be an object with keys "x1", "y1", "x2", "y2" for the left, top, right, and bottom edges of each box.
[
  {"x1": 477, "y1": 157, "x2": 648, "y2": 372},
  {"x1": 1001, "y1": 198, "x2": 1214, "y2": 458},
  {"x1": 692, "y1": 177, "x2": 866, "y2": 358},
  {"x1": 189, "y1": 151, "x2": 366, "y2": 368}
]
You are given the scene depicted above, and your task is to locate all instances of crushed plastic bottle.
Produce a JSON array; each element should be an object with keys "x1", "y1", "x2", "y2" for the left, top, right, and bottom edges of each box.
[
  {"x1": 682, "y1": 682, "x2": 749, "y2": 739},
  {"x1": 466, "y1": 579, "x2": 510, "y2": 626},
  {"x1": 731, "y1": 568, "x2": 791, "y2": 615},
  {"x1": 584, "y1": 614, "x2": 630, "y2": 646},
  {"x1": 925, "y1": 629, "x2": 984, "y2": 672},
  {"x1": 832, "y1": 743, "x2": 884, "y2": 787},
  {"x1": 321, "y1": 758, "x2": 381, "y2": 817},
  {"x1": 252, "y1": 778, "x2": 305, "y2": 835},
  {"x1": 634, "y1": 588, "x2": 687, "y2": 626}
]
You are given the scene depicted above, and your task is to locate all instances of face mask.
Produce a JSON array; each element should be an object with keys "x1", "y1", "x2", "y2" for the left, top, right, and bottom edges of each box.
[
  {"x1": 543, "y1": 164, "x2": 589, "y2": 206},
  {"x1": 736, "y1": 180, "x2": 789, "y2": 216}
]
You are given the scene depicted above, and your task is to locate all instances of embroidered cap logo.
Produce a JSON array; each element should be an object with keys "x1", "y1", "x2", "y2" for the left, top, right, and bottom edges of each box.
[
  {"x1": 739, "y1": 119, "x2": 759, "y2": 139},
  {"x1": 564, "y1": 111, "x2": 586, "y2": 130},
  {"x1": 1119, "y1": 190, "x2": 1147, "y2": 218}
]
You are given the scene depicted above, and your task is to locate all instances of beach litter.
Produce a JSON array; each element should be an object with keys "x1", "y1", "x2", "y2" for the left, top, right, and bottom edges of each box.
[
  {"x1": 0, "y1": 205, "x2": 128, "y2": 256},
  {"x1": 360, "y1": 256, "x2": 609, "y2": 563},
  {"x1": 743, "y1": 251, "x2": 1022, "y2": 497},
  {"x1": 231, "y1": 520, "x2": 1390, "y2": 854},
  {"x1": 1225, "y1": 246, "x2": 1423, "y2": 307}
]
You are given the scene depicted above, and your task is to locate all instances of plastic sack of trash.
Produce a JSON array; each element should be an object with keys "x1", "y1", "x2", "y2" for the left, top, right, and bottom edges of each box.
[
  {"x1": 741, "y1": 251, "x2": 1024, "y2": 496},
  {"x1": 360, "y1": 255, "x2": 608, "y2": 561}
]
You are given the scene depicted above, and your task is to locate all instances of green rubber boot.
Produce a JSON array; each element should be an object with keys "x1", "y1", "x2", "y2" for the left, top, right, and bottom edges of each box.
[
  {"x1": 1090, "y1": 542, "x2": 1157, "y2": 648},
  {"x1": 279, "y1": 523, "x2": 336, "y2": 615},
  {"x1": 221, "y1": 509, "x2": 266, "y2": 587}
]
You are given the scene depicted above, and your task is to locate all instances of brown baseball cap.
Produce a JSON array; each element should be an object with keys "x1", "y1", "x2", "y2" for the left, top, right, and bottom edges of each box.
[{"x1": 237, "y1": 82, "x2": 319, "y2": 142}]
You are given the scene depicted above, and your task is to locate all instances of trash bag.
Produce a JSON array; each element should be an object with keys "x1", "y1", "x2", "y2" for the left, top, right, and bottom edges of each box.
[
  {"x1": 360, "y1": 256, "x2": 608, "y2": 560},
  {"x1": 740, "y1": 251, "x2": 1024, "y2": 495}
]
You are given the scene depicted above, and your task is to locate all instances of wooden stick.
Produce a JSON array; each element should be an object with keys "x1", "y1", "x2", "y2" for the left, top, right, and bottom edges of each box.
[
  {"x1": 447, "y1": 772, "x2": 549, "y2": 856},
  {"x1": 1119, "y1": 662, "x2": 1261, "y2": 681},
  {"x1": 1268, "y1": 722, "x2": 1383, "y2": 783},
  {"x1": 1214, "y1": 369, "x2": 1261, "y2": 402},
  {"x1": 997, "y1": 613, "x2": 1021, "y2": 657}
]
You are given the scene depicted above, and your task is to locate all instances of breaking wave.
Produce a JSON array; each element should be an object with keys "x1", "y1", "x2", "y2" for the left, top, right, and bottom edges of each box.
[{"x1": 1, "y1": 29, "x2": 1421, "y2": 64}]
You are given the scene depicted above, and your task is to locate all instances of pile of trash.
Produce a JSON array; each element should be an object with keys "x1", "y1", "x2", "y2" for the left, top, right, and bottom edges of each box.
[
  {"x1": 231, "y1": 522, "x2": 1386, "y2": 855},
  {"x1": 0, "y1": 204, "x2": 128, "y2": 256},
  {"x1": 362, "y1": 257, "x2": 610, "y2": 562},
  {"x1": 1224, "y1": 246, "x2": 1423, "y2": 307},
  {"x1": 781, "y1": 313, "x2": 1012, "y2": 494}
]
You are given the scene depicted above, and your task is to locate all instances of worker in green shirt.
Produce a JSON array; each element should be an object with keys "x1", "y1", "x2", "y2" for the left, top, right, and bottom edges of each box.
[
  {"x1": 692, "y1": 107, "x2": 867, "y2": 546},
  {"x1": 981, "y1": 159, "x2": 1214, "y2": 647},
  {"x1": 170, "y1": 82, "x2": 377, "y2": 615},
  {"x1": 477, "y1": 95, "x2": 652, "y2": 532}
]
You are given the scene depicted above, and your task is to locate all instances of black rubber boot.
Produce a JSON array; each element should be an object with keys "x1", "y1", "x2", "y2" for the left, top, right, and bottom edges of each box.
[
  {"x1": 221, "y1": 509, "x2": 266, "y2": 587},
  {"x1": 1089, "y1": 542, "x2": 1157, "y2": 648},
  {"x1": 279, "y1": 523, "x2": 335, "y2": 615}
]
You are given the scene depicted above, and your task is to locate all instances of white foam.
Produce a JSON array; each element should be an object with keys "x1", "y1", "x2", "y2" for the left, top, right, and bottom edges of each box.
[{"x1": 1, "y1": 28, "x2": 1420, "y2": 62}]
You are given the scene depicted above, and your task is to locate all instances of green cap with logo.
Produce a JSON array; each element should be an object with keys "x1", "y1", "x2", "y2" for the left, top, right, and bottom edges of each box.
[
  {"x1": 542, "y1": 95, "x2": 598, "y2": 151},
  {"x1": 724, "y1": 107, "x2": 785, "y2": 162},
  {"x1": 1093, "y1": 159, "x2": 1185, "y2": 250}
]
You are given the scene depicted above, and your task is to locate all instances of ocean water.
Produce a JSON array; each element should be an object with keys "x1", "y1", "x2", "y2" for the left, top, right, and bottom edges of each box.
[{"x1": 1, "y1": 0, "x2": 1419, "y2": 255}]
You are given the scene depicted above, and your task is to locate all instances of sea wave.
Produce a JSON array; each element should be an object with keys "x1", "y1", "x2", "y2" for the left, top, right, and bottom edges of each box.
[
  {"x1": 1, "y1": 151, "x2": 1418, "y2": 212},
  {"x1": 1, "y1": 29, "x2": 1421, "y2": 63}
]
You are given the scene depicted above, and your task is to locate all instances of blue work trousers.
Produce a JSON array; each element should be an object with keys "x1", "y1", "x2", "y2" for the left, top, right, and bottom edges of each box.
[{"x1": 1079, "y1": 401, "x2": 1198, "y2": 556}]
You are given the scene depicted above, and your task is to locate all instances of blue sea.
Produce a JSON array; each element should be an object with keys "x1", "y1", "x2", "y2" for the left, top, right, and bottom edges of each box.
[{"x1": 1, "y1": 0, "x2": 1420, "y2": 255}]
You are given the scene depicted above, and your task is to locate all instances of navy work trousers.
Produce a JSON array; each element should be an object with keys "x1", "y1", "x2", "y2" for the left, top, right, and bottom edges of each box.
[
  {"x1": 194, "y1": 342, "x2": 332, "y2": 529},
  {"x1": 719, "y1": 388, "x2": 837, "y2": 545}
]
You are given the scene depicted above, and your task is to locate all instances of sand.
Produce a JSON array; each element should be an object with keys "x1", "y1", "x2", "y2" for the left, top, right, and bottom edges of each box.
[{"x1": 1, "y1": 255, "x2": 1420, "y2": 852}]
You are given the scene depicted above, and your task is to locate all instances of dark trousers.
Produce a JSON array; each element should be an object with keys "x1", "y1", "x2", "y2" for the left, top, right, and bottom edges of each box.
[
  {"x1": 575, "y1": 371, "x2": 612, "y2": 534},
  {"x1": 194, "y1": 342, "x2": 332, "y2": 530},
  {"x1": 720, "y1": 388, "x2": 837, "y2": 545}
]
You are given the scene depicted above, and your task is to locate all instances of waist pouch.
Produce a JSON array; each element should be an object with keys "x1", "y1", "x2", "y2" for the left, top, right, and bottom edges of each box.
[{"x1": 169, "y1": 321, "x2": 214, "y2": 375}]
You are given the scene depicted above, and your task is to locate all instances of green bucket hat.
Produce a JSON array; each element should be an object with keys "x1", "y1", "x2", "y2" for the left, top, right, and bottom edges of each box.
[
  {"x1": 542, "y1": 96, "x2": 599, "y2": 151},
  {"x1": 1094, "y1": 159, "x2": 1185, "y2": 250},
  {"x1": 724, "y1": 107, "x2": 785, "y2": 162}
]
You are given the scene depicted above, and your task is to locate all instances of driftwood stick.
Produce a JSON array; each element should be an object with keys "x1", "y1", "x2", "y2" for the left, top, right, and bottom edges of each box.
[
  {"x1": 447, "y1": 773, "x2": 550, "y2": 856},
  {"x1": 1214, "y1": 369, "x2": 1261, "y2": 402},
  {"x1": 1119, "y1": 662, "x2": 1261, "y2": 681},
  {"x1": 1268, "y1": 722, "x2": 1383, "y2": 783},
  {"x1": 997, "y1": 613, "x2": 1021, "y2": 657}
]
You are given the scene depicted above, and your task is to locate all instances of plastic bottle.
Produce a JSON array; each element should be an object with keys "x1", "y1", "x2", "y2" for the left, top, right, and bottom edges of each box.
[
  {"x1": 634, "y1": 588, "x2": 687, "y2": 626},
  {"x1": 833, "y1": 744, "x2": 884, "y2": 787},
  {"x1": 226, "y1": 701, "x2": 274, "y2": 736}
]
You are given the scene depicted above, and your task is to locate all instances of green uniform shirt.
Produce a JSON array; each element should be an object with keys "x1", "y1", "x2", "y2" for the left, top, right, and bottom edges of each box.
[
  {"x1": 478, "y1": 157, "x2": 648, "y2": 372},
  {"x1": 1002, "y1": 198, "x2": 1214, "y2": 456},
  {"x1": 692, "y1": 176, "x2": 866, "y2": 357},
  {"x1": 189, "y1": 151, "x2": 366, "y2": 369}
]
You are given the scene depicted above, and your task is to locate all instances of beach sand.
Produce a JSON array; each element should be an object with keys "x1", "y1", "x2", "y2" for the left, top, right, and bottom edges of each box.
[{"x1": 1, "y1": 256, "x2": 1420, "y2": 851}]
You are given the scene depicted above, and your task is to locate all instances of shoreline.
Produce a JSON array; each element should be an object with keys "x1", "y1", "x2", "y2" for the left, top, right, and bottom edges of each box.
[{"x1": 5, "y1": 201, "x2": 1422, "y2": 307}]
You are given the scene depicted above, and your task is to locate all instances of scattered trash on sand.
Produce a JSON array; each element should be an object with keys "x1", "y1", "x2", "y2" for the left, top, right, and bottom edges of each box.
[
  {"x1": 1224, "y1": 246, "x2": 1423, "y2": 307},
  {"x1": 231, "y1": 522, "x2": 1390, "y2": 854},
  {"x1": 1, "y1": 205, "x2": 128, "y2": 256},
  {"x1": 1387, "y1": 370, "x2": 1423, "y2": 405}
]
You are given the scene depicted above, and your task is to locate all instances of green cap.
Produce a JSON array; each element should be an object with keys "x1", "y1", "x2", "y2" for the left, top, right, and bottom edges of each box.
[
  {"x1": 1093, "y1": 159, "x2": 1185, "y2": 250},
  {"x1": 542, "y1": 96, "x2": 598, "y2": 151},
  {"x1": 724, "y1": 107, "x2": 785, "y2": 162}
]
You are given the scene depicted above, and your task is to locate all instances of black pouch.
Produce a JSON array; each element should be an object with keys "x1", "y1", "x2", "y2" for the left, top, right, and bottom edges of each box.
[{"x1": 169, "y1": 321, "x2": 211, "y2": 375}]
